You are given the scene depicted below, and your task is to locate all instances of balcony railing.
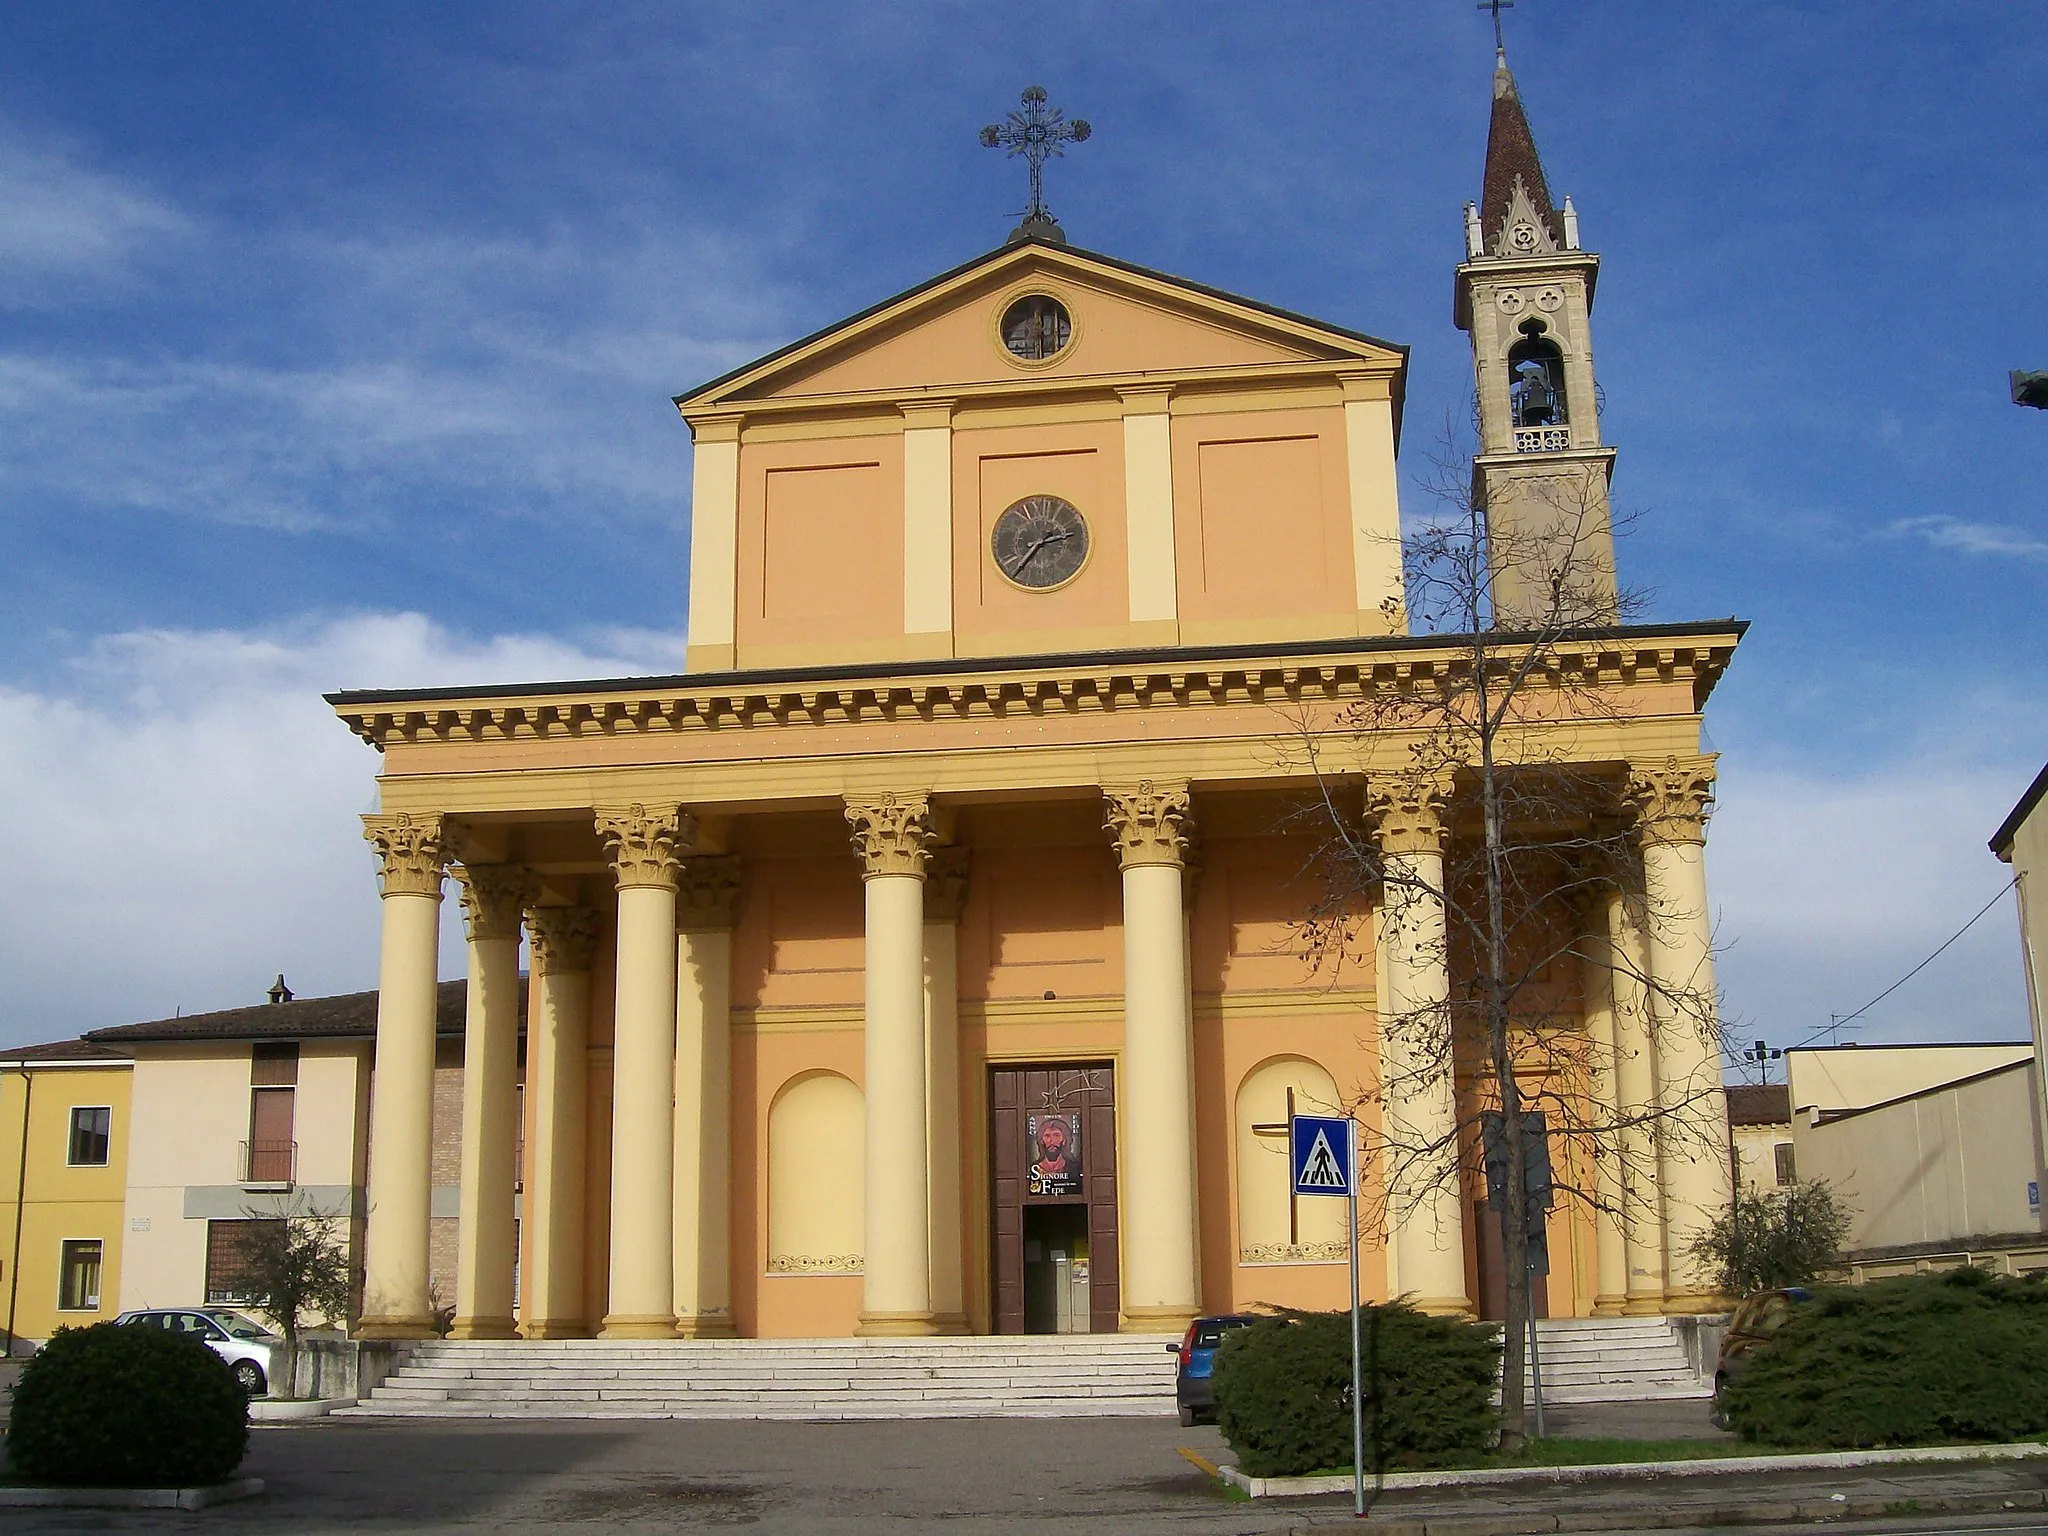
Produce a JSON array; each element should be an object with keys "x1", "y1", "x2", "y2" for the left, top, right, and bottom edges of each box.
[
  {"x1": 240, "y1": 1140, "x2": 297, "y2": 1188},
  {"x1": 1513, "y1": 424, "x2": 1571, "y2": 453}
]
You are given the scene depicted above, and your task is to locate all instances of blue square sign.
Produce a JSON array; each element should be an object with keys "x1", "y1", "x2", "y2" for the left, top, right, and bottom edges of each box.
[{"x1": 1291, "y1": 1114, "x2": 1355, "y2": 1197}]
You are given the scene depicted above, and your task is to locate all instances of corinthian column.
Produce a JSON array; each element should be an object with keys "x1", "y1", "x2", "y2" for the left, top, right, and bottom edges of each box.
[
  {"x1": 522, "y1": 901, "x2": 602, "y2": 1338},
  {"x1": 1606, "y1": 887, "x2": 1669, "y2": 1312},
  {"x1": 595, "y1": 803, "x2": 692, "y2": 1338},
  {"x1": 359, "y1": 812, "x2": 447, "y2": 1339},
  {"x1": 1105, "y1": 782, "x2": 1200, "y2": 1333},
  {"x1": 1370, "y1": 769, "x2": 1471, "y2": 1319},
  {"x1": 1626, "y1": 754, "x2": 1731, "y2": 1313},
  {"x1": 924, "y1": 847, "x2": 970, "y2": 1335},
  {"x1": 674, "y1": 855, "x2": 740, "y2": 1338},
  {"x1": 847, "y1": 792, "x2": 938, "y2": 1336},
  {"x1": 449, "y1": 862, "x2": 535, "y2": 1340}
]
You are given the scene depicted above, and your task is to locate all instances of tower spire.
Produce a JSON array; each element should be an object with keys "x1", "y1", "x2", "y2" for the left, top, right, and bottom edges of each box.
[{"x1": 1478, "y1": 47, "x2": 1565, "y2": 258}]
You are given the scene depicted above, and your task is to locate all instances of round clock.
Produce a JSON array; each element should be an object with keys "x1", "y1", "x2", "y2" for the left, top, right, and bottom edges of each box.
[{"x1": 991, "y1": 495, "x2": 1089, "y2": 590}]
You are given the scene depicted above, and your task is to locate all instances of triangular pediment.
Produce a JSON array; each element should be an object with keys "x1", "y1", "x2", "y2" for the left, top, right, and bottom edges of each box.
[{"x1": 677, "y1": 238, "x2": 1405, "y2": 411}]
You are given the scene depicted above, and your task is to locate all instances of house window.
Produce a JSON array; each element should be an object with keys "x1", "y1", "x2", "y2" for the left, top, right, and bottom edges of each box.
[
  {"x1": 206, "y1": 1218, "x2": 277, "y2": 1304},
  {"x1": 1774, "y1": 1142, "x2": 1797, "y2": 1187},
  {"x1": 67, "y1": 1106, "x2": 112, "y2": 1167},
  {"x1": 58, "y1": 1240, "x2": 103, "y2": 1310},
  {"x1": 246, "y1": 1043, "x2": 299, "y2": 1185}
]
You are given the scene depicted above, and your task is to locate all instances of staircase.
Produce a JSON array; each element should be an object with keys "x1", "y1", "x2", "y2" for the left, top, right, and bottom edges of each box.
[
  {"x1": 339, "y1": 1316, "x2": 1707, "y2": 1421},
  {"x1": 1518, "y1": 1315, "x2": 1709, "y2": 1403}
]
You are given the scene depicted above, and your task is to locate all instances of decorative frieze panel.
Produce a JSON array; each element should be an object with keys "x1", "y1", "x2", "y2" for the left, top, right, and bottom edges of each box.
[
  {"x1": 363, "y1": 812, "x2": 447, "y2": 898},
  {"x1": 766, "y1": 1254, "x2": 864, "y2": 1275},
  {"x1": 1239, "y1": 1241, "x2": 1350, "y2": 1266}
]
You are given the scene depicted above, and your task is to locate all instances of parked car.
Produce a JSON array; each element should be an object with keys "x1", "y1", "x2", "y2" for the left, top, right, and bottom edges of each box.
[
  {"x1": 1168, "y1": 1313, "x2": 1257, "y2": 1426},
  {"x1": 114, "y1": 1307, "x2": 279, "y2": 1396},
  {"x1": 1708, "y1": 1287, "x2": 1810, "y2": 1428}
]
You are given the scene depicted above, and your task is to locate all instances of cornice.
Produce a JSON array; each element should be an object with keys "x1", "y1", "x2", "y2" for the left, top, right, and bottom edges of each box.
[{"x1": 330, "y1": 624, "x2": 1744, "y2": 754}]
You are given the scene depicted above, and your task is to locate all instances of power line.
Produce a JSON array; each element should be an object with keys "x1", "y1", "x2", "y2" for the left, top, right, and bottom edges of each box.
[{"x1": 1792, "y1": 876, "x2": 2019, "y2": 1051}]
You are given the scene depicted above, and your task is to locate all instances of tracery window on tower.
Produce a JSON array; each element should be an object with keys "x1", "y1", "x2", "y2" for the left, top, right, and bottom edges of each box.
[{"x1": 1507, "y1": 318, "x2": 1569, "y2": 451}]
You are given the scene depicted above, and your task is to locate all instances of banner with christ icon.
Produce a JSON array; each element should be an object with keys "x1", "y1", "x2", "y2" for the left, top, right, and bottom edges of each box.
[{"x1": 1025, "y1": 1112, "x2": 1083, "y2": 1197}]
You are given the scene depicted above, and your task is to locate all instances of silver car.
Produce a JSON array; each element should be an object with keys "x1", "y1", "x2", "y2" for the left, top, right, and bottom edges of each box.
[{"x1": 114, "y1": 1308, "x2": 278, "y2": 1396}]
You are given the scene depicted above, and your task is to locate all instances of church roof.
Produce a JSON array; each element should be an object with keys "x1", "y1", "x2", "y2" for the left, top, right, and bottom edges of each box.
[
  {"x1": 674, "y1": 232, "x2": 1406, "y2": 412},
  {"x1": 1478, "y1": 52, "x2": 1566, "y2": 256}
]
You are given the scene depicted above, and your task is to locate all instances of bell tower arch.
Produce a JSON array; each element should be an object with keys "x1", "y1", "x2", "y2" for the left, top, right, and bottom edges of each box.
[{"x1": 1455, "y1": 49, "x2": 1619, "y2": 627}]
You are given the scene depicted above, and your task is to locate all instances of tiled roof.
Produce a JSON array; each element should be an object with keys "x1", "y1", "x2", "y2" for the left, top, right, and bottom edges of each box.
[
  {"x1": 0, "y1": 1037, "x2": 133, "y2": 1065},
  {"x1": 1479, "y1": 57, "x2": 1566, "y2": 255},
  {"x1": 83, "y1": 978, "x2": 515, "y2": 1045},
  {"x1": 1725, "y1": 1083, "x2": 1792, "y2": 1127}
]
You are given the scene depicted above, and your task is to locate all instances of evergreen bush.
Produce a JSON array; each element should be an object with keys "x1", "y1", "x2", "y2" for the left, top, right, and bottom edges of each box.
[
  {"x1": 1212, "y1": 1302, "x2": 1501, "y2": 1478},
  {"x1": 1722, "y1": 1268, "x2": 2048, "y2": 1448},
  {"x1": 7, "y1": 1322, "x2": 250, "y2": 1486}
]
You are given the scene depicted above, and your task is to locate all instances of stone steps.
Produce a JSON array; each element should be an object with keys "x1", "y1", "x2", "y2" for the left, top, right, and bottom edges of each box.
[{"x1": 341, "y1": 1316, "x2": 1708, "y2": 1420}]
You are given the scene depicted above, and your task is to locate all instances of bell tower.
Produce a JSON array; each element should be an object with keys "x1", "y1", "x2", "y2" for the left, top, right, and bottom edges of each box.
[{"x1": 1455, "y1": 48, "x2": 1618, "y2": 627}]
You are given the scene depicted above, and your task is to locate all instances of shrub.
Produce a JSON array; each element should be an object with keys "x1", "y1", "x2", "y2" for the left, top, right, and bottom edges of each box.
[
  {"x1": 1722, "y1": 1268, "x2": 2048, "y2": 1448},
  {"x1": 1689, "y1": 1179, "x2": 1853, "y2": 1297},
  {"x1": 1212, "y1": 1302, "x2": 1501, "y2": 1478},
  {"x1": 7, "y1": 1322, "x2": 249, "y2": 1486}
]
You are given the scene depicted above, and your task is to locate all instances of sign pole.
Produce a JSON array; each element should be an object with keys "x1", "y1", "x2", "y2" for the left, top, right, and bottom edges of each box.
[{"x1": 1348, "y1": 1121, "x2": 1364, "y2": 1519}]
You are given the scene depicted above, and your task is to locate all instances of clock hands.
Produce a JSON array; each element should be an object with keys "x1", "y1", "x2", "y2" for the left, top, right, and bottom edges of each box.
[{"x1": 1004, "y1": 527, "x2": 1071, "y2": 579}]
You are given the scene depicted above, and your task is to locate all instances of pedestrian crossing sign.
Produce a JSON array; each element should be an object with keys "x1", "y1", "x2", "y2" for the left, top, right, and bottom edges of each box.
[{"x1": 1291, "y1": 1114, "x2": 1354, "y2": 1197}]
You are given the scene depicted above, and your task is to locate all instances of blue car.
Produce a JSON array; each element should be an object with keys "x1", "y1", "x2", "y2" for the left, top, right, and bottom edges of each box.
[{"x1": 1169, "y1": 1313, "x2": 1256, "y2": 1426}]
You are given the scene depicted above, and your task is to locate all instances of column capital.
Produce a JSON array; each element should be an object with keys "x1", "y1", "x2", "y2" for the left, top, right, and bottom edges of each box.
[
  {"x1": 676, "y1": 856, "x2": 742, "y2": 931},
  {"x1": 453, "y1": 863, "x2": 538, "y2": 941},
  {"x1": 1103, "y1": 781, "x2": 1193, "y2": 869},
  {"x1": 925, "y1": 847, "x2": 971, "y2": 923},
  {"x1": 525, "y1": 903, "x2": 603, "y2": 975},
  {"x1": 845, "y1": 792, "x2": 936, "y2": 879},
  {"x1": 595, "y1": 803, "x2": 695, "y2": 890},
  {"x1": 363, "y1": 812, "x2": 448, "y2": 898},
  {"x1": 1626, "y1": 754, "x2": 1718, "y2": 847},
  {"x1": 1368, "y1": 767, "x2": 1458, "y2": 857}
]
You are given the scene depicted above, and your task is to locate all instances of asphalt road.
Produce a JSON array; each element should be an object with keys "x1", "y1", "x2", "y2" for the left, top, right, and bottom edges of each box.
[{"x1": 0, "y1": 1415, "x2": 2042, "y2": 1535}]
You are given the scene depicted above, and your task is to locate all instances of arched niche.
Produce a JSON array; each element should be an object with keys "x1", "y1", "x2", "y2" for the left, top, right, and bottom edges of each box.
[
  {"x1": 1234, "y1": 1056, "x2": 1348, "y2": 1264},
  {"x1": 766, "y1": 1071, "x2": 864, "y2": 1274}
]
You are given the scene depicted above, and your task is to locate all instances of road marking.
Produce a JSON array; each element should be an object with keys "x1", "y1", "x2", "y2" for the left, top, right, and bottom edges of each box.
[{"x1": 1176, "y1": 1446, "x2": 1220, "y2": 1479}]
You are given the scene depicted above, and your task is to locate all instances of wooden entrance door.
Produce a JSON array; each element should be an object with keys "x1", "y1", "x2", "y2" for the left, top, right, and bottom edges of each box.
[{"x1": 990, "y1": 1063, "x2": 1119, "y2": 1333}]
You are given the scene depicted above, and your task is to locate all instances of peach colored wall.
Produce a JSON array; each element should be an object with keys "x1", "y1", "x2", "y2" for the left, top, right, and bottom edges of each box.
[
  {"x1": 950, "y1": 419, "x2": 1130, "y2": 650},
  {"x1": 733, "y1": 1025, "x2": 867, "y2": 1338},
  {"x1": 730, "y1": 854, "x2": 865, "y2": 1011},
  {"x1": 760, "y1": 265, "x2": 1313, "y2": 400},
  {"x1": 1172, "y1": 407, "x2": 1356, "y2": 629},
  {"x1": 735, "y1": 435, "x2": 904, "y2": 661},
  {"x1": 955, "y1": 841, "x2": 1123, "y2": 1002}
]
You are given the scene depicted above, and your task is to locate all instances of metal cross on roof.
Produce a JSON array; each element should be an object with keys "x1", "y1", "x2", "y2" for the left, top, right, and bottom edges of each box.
[
  {"x1": 979, "y1": 86, "x2": 1091, "y2": 237},
  {"x1": 1479, "y1": 0, "x2": 1515, "y2": 53}
]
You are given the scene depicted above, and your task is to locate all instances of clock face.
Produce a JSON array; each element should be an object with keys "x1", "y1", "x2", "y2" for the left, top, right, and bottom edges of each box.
[{"x1": 991, "y1": 495, "x2": 1089, "y2": 590}]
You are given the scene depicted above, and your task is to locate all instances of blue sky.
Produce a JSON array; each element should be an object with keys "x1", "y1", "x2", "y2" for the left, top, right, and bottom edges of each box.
[{"x1": 0, "y1": 3, "x2": 2041, "y2": 1057}]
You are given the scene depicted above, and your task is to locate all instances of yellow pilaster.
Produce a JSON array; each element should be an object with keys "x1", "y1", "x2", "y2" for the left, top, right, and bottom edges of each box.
[
  {"x1": 847, "y1": 793, "x2": 938, "y2": 1336},
  {"x1": 448, "y1": 862, "x2": 533, "y2": 1340},
  {"x1": 1119, "y1": 386, "x2": 1178, "y2": 642},
  {"x1": 1629, "y1": 755, "x2": 1731, "y2": 1314},
  {"x1": 1340, "y1": 373, "x2": 1407, "y2": 634},
  {"x1": 901, "y1": 399, "x2": 955, "y2": 650},
  {"x1": 1606, "y1": 889, "x2": 1669, "y2": 1313},
  {"x1": 1370, "y1": 771, "x2": 1472, "y2": 1319},
  {"x1": 924, "y1": 848, "x2": 969, "y2": 1335},
  {"x1": 522, "y1": 902, "x2": 600, "y2": 1339},
  {"x1": 1579, "y1": 891, "x2": 1630, "y2": 1317},
  {"x1": 1105, "y1": 782, "x2": 1200, "y2": 1333},
  {"x1": 685, "y1": 414, "x2": 742, "y2": 673},
  {"x1": 674, "y1": 856, "x2": 739, "y2": 1338},
  {"x1": 596, "y1": 804, "x2": 690, "y2": 1339},
  {"x1": 358, "y1": 813, "x2": 447, "y2": 1340}
]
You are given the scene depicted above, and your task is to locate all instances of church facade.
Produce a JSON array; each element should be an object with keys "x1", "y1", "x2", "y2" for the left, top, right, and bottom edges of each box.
[{"x1": 331, "y1": 60, "x2": 1741, "y2": 1341}]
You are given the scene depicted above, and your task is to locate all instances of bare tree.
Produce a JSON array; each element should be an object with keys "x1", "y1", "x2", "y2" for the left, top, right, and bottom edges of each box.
[
  {"x1": 1288, "y1": 423, "x2": 1730, "y2": 1451},
  {"x1": 231, "y1": 1212, "x2": 355, "y2": 1397}
]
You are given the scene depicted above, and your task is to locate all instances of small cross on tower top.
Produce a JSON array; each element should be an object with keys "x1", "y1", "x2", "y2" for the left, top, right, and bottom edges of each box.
[
  {"x1": 980, "y1": 85, "x2": 1091, "y2": 244},
  {"x1": 1480, "y1": 0, "x2": 1515, "y2": 56}
]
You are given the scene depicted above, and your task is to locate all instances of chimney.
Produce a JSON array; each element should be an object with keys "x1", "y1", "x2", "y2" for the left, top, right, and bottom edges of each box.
[{"x1": 267, "y1": 974, "x2": 294, "y2": 1006}]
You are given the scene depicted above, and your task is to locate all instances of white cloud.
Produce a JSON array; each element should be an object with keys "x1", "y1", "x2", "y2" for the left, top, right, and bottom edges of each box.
[
  {"x1": 1709, "y1": 758, "x2": 2033, "y2": 1053},
  {"x1": 0, "y1": 124, "x2": 194, "y2": 304},
  {"x1": 0, "y1": 615, "x2": 685, "y2": 1045},
  {"x1": 1886, "y1": 515, "x2": 2048, "y2": 560}
]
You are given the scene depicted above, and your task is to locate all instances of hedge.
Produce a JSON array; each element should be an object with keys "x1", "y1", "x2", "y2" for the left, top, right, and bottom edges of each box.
[
  {"x1": 1722, "y1": 1268, "x2": 2048, "y2": 1448},
  {"x1": 1212, "y1": 1302, "x2": 1501, "y2": 1478},
  {"x1": 7, "y1": 1322, "x2": 250, "y2": 1486}
]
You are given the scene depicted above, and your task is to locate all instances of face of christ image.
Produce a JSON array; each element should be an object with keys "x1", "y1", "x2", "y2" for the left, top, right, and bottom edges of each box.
[{"x1": 1033, "y1": 1116, "x2": 1075, "y2": 1178}]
